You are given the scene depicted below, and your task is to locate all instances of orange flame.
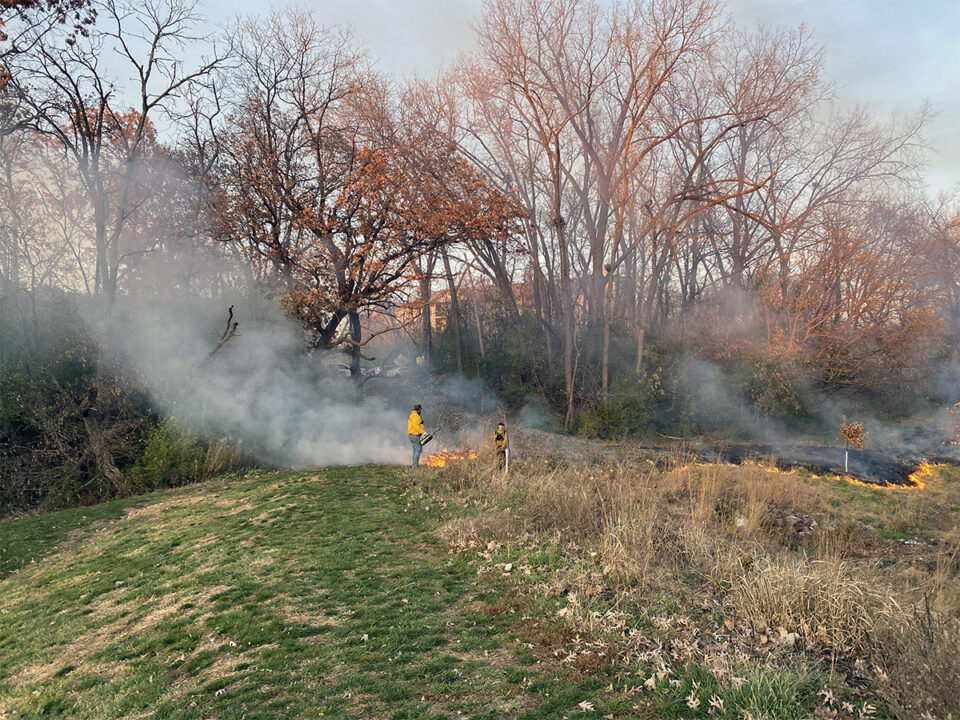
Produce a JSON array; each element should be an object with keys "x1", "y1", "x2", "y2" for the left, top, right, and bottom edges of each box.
[
  {"x1": 907, "y1": 462, "x2": 934, "y2": 490},
  {"x1": 626, "y1": 457, "x2": 935, "y2": 490},
  {"x1": 425, "y1": 451, "x2": 478, "y2": 468},
  {"x1": 763, "y1": 466, "x2": 796, "y2": 475},
  {"x1": 833, "y1": 462, "x2": 934, "y2": 490}
]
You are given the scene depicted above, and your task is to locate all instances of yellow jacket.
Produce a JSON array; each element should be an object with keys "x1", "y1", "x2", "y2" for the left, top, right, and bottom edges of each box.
[
  {"x1": 408, "y1": 411, "x2": 424, "y2": 435},
  {"x1": 494, "y1": 429, "x2": 508, "y2": 451}
]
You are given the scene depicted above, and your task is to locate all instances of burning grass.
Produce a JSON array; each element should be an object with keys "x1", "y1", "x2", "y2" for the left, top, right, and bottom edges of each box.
[
  {"x1": 828, "y1": 461, "x2": 936, "y2": 491},
  {"x1": 424, "y1": 450, "x2": 478, "y2": 467}
]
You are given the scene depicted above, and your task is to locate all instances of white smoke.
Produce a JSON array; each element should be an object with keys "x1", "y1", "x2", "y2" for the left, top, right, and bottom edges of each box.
[{"x1": 97, "y1": 291, "x2": 411, "y2": 467}]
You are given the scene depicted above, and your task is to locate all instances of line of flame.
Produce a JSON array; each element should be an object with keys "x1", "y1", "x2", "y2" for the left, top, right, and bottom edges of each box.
[
  {"x1": 833, "y1": 462, "x2": 933, "y2": 490},
  {"x1": 424, "y1": 452, "x2": 936, "y2": 488},
  {"x1": 669, "y1": 459, "x2": 933, "y2": 490},
  {"x1": 425, "y1": 451, "x2": 478, "y2": 468}
]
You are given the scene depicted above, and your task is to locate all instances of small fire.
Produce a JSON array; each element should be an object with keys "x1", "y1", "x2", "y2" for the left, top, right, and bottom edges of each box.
[
  {"x1": 611, "y1": 456, "x2": 937, "y2": 490},
  {"x1": 763, "y1": 466, "x2": 796, "y2": 475},
  {"x1": 833, "y1": 462, "x2": 934, "y2": 491},
  {"x1": 425, "y1": 451, "x2": 478, "y2": 468},
  {"x1": 835, "y1": 474, "x2": 891, "y2": 490},
  {"x1": 907, "y1": 462, "x2": 934, "y2": 490}
]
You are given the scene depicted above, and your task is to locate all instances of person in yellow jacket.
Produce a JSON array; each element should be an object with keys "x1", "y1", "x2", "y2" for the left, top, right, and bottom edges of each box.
[{"x1": 408, "y1": 404, "x2": 425, "y2": 466}]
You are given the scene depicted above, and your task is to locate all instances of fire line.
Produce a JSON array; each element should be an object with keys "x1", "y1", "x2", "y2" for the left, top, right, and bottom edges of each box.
[
  {"x1": 829, "y1": 462, "x2": 933, "y2": 490},
  {"x1": 425, "y1": 451, "x2": 478, "y2": 468}
]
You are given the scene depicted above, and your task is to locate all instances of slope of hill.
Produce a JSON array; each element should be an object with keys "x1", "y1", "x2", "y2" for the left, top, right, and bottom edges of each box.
[
  {"x1": 1, "y1": 468, "x2": 550, "y2": 719},
  {"x1": 3, "y1": 461, "x2": 956, "y2": 719}
]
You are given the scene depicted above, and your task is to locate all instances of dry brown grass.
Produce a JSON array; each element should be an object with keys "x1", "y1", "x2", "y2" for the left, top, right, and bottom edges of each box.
[
  {"x1": 8, "y1": 603, "x2": 182, "y2": 689},
  {"x1": 869, "y1": 597, "x2": 960, "y2": 720},
  {"x1": 438, "y1": 510, "x2": 526, "y2": 550},
  {"x1": 436, "y1": 451, "x2": 960, "y2": 718},
  {"x1": 724, "y1": 556, "x2": 897, "y2": 652},
  {"x1": 204, "y1": 438, "x2": 245, "y2": 476}
]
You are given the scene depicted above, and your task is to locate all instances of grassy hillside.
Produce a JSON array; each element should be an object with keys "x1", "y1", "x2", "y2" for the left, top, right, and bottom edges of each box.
[
  {"x1": 1, "y1": 461, "x2": 958, "y2": 719},
  {"x1": 0, "y1": 467, "x2": 624, "y2": 719}
]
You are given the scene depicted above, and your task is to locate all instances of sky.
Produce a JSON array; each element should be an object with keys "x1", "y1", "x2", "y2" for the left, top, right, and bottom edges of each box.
[{"x1": 200, "y1": 0, "x2": 960, "y2": 196}]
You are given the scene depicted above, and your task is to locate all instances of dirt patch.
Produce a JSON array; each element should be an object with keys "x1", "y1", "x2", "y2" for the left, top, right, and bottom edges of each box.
[
  {"x1": 271, "y1": 600, "x2": 343, "y2": 628},
  {"x1": 86, "y1": 592, "x2": 138, "y2": 621},
  {"x1": 121, "y1": 492, "x2": 256, "y2": 525},
  {"x1": 215, "y1": 499, "x2": 257, "y2": 517},
  {"x1": 189, "y1": 532, "x2": 221, "y2": 550},
  {"x1": 122, "y1": 494, "x2": 210, "y2": 522},
  {"x1": 468, "y1": 597, "x2": 524, "y2": 618}
]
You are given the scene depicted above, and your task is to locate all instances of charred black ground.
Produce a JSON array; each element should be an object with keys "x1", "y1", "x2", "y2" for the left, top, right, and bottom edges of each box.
[{"x1": 687, "y1": 443, "x2": 958, "y2": 487}]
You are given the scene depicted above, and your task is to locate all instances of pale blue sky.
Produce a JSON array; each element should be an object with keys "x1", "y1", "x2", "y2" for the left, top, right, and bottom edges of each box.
[{"x1": 197, "y1": 0, "x2": 959, "y2": 195}]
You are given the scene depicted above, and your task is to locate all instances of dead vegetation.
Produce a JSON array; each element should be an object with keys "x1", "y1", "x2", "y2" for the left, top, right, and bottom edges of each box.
[{"x1": 435, "y1": 453, "x2": 960, "y2": 720}]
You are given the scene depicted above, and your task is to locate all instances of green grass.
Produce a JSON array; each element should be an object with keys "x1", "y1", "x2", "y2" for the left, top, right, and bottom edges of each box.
[
  {"x1": 0, "y1": 466, "x2": 873, "y2": 719},
  {"x1": 0, "y1": 497, "x2": 142, "y2": 580},
  {"x1": 0, "y1": 468, "x2": 612, "y2": 719}
]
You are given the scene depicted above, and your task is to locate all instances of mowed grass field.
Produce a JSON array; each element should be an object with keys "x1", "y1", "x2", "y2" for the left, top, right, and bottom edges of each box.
[
  {"x1": 2, "y1": 461, "x2": 958, "y2": 719},
  {"x1": 0, "y1": 467, "x2": 620, "y2": 720}
]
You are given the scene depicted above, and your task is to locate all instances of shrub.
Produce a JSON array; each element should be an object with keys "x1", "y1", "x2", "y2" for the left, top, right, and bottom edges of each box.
[
  {"x1": 204, "y1": 437, "x2": 245, "y2": 477},
  {"x1": 0, "y1": 293, "x2": 150, "y2": 512},
  {"x1": 573, "y1": 349, "x2": 694, "y2": 439},
  {"x1": 131, "y1": 421, "x2": 247, "y2": 492},
  {"x1": 745, "y1": 355, "x2": 811, "y2": 420},
  {"x1": 130, "y1": 421, "x2": 207, "y2": 490},
  {"x1": 574, "y1": 400, "x2": 625, "y2": 440}
]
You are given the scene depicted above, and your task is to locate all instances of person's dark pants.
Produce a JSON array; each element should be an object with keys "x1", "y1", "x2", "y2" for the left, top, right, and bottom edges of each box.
[
  {"x1": 410, "y1": 434, "x2": 422, "y2": 466},
  {"x1": 497, "y1": 450, "x2": 506, "y2": 470}
]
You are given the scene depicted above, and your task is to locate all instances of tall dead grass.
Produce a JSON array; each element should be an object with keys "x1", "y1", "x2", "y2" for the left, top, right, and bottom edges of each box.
[
  {"x1": 869, "y1": 596, "x2": 960, "y2": 720},
  {"x1": 438, "y1": 453, "x2": 960, "y2": 718},
  {"x1": 204, "y1": 438, "x2": 245, "y2": 476},
  {"x1": 724, "y1": 557, "x2": 896, "y2": 652}
]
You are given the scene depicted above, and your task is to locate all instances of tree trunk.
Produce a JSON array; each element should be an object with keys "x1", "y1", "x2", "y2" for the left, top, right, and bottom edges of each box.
[
  {"x1": 441, "y1": 248, "x2": 463, "y2": 374},
  {"x1": 550, "y1": 142, "x2": 576, "y2": 430},
  {"x1": 601, "y1": 288, "x2": 611, "y2": 399},
  {"x1": 635, "y1": 326, "x2": 645, "y2": 375},
  {"x1": 348, "y1": 310, "x2": 362, "y2": 383},
  {"x1": 468, "y1": 272, "x2": 486, "y2": 359},
  {"x1": 420, "y1": 276, "x2": 432, "y2": 366},
  {"x1": 557, "y1": 230, "x2": 575, "y2": 429},
  {"x1": 93, "y1": 197, "x2": 108, "y2": 297}
]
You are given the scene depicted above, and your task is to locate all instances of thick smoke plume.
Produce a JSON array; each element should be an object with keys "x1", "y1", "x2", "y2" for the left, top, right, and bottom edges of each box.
[{"x1": 98, "y1": 293, "x2": 413, "y2": 467}]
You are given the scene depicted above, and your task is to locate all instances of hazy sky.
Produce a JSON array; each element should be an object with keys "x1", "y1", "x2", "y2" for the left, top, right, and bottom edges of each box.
[{"x1": 203, "y1": 0, "x2": 960, "y2": 195}]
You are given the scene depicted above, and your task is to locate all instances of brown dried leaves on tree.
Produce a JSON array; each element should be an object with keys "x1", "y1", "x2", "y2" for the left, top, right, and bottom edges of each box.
[
  {"x1": 839, "y1": 416, "x2": 867, "y2": 450},
  {"x1": 214, "y1": 13, "x2": 525, "y2": 358}
]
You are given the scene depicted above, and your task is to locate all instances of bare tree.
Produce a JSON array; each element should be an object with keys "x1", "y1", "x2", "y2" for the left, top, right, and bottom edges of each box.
[
  {"x1": 11, "y1": 0, "x2": 225, "y2": 305},
  {"x1": 463, "y1": 0, "x2": 827, "y2": 416},
  {"x1": 4, "y1": 0, "x2": 224, "y2": 486}
]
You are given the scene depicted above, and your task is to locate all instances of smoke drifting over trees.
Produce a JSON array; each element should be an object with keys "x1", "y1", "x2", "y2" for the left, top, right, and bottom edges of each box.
[{"x1": 1, "y1": 0, "x2": 958, "y2": 510}]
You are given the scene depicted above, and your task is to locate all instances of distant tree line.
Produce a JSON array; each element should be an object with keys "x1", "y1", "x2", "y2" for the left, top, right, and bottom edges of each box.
[{"x1": 0, "y1": 0, "x2": 958, "y2": 508}]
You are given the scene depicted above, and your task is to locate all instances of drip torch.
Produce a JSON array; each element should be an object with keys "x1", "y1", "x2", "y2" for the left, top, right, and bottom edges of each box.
[{"x1": 420, "y1": 424, "x2": 440, "y2": 447}]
